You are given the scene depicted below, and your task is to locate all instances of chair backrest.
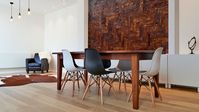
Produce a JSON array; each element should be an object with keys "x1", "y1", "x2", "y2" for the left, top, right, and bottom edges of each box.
[
  {"x1": 102, "y1": 59, "x2": 111, "y2": 69},
  {"x1": 62, "y1": 49, "x2": 77, "y2": 71},
  {"x1": 147, "y1": 47, "x2": 163, "y2": 76},
  {"x1": 117, "y1": 60, "x2": 131, "y2": 71},
  {"x1": 34, "y1": 53, "x2": 41, "y2": 64},
  {"x1": 85, "y1": 48, "x2": 106, "y2": 75}
]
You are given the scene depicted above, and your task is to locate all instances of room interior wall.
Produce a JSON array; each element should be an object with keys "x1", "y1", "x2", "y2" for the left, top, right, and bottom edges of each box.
[
  {"x1": 44, "y1": 0, "x2": 87, "y2": 70},
  {"x1": 169, "y1": 0, "x2": 179, "y2": 54},
  {"x1": 0, "y1": 4, "x2": 44, "y2": 74},
  {"x1": 179, "y1": 0, "x2": 199, "y2": 54}
]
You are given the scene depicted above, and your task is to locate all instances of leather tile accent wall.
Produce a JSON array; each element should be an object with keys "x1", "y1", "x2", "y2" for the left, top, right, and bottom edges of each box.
[{"x1": 88, "y1": 0, "x2": 168, "y2": 53}]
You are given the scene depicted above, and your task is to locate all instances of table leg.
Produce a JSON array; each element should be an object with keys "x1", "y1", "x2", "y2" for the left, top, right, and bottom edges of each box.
[
  {"x1": 154, "y1": 74, "x2": 159, "y2": 98},
  {"x1": 131, "y1": 55, "x2": 139, "y2": 109},
  {"x1": 57, "y1": 54, "x2": 63, "y2": 90}
]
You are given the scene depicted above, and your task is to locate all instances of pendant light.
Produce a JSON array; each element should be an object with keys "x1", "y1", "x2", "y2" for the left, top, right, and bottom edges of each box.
[
  {"x1": 18, "y1": 0, "x2": 21, "y2": 19},
  {"x1": 10, "y1": 1, "x2": 14, "y2": 22},
  {"x1": 28, "y1": 0, "x2": 31, "y2": 15}
]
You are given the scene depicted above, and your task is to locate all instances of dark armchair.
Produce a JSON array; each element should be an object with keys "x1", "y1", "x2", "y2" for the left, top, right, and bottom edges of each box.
[{"x1": 26, "y1": 53, "x2": 49, "y2": 73}]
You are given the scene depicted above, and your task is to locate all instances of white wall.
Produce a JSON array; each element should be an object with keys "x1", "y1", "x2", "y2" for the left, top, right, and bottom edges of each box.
[
  {"x1": 0, "y1": 5, "x2": 44, "y2": 70},
  {"x1": 178, "y1": 0, "x2": 199, "y2": 54},
  {"x1": 168, "y1": 0, "x2": 199, "y2": 55},
  {"x1": 44, "y1": 0, "x2": 87, "y2": 70},
  {"x1": 0, "y1": 0, "x2": 87, "y2": 73},
  {"x1": 169, "y1": 0, "x2": 179, "y2": 54},
  {"x1": 84, "y1": 0, "x2": 88, "y2": 48}
]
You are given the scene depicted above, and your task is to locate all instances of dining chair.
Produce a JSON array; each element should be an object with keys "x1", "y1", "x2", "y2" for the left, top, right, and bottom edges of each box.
[
  {"x1": 102, "y1": 59, "x2": 111, "y2": 69},
  {"x1": 82, "y1": 48, "x2": 115, "y2": 104},
  {"x1": 128, "y1": 47, "x2": 163, "y2": 103},
  {"x1": 61, "y1": 49, "x2": 86, "y2": 96},
  {"x1": 109, "y1": 60, "x2": 131, "y2": 95}
]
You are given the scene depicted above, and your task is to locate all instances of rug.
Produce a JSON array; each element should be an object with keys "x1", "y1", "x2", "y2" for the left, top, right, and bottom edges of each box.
[{"x1": 0, "y1": 73, "x2": 57, "y2": 87}]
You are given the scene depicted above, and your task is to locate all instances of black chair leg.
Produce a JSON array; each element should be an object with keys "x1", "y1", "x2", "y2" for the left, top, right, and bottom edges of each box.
[
  {"x1": 41, "y1": 70, "x2": 44, "y2": 73},
  {"x1": 26, "y1": 70, "x2": 29, "y2": 74},
  {"x1": 33, "y1": 71, "x2": 36, "y2": 73},
  {"x1": 47, "y1": 70, "x2": 49, "y2": 73}
]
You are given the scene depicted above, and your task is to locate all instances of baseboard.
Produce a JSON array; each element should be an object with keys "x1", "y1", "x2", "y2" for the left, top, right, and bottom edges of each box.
[
  {"x1": 0, "y1": 68, "x2": 26, "y2": 75},
  {"x1": 0, "y1": 68, "x2": 56, "y2": 75},
  {"x1": 168, "y1": 84, "x2": 198, "y2": 92}
]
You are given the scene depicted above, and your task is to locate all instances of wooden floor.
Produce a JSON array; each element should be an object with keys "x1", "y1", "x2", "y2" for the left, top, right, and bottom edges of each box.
[{"x1": 0, "y1": 81, "x2": 199, "y2": 112}]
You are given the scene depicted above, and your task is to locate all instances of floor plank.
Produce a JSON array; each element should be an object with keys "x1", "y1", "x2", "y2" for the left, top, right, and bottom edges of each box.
[{"x1": 0, "y1": 81, "x2": 199, "y2": 112}]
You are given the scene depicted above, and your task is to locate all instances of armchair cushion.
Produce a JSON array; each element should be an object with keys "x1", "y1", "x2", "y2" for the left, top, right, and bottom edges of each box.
[
  {"x1": 34, "y1": 53, "x2": 41, "y2": 64},
  {"x1": 28, "y1": 63, "x2": 41, "y2": 67}
]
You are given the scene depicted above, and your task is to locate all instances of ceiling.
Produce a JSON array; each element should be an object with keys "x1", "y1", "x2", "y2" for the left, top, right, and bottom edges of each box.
[{"x1": 0, "y1": 0, "x2": 77, "y2": 14}]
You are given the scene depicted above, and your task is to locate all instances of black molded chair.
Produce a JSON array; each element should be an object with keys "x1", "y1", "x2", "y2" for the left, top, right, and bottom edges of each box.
[
  {"x1": 102, "y1": 59, "x2": 111, "y2": 69},
  {"x1": 82, "y1": 48, "x2": 115, "y2": 104},
  {"x1": 26, "y1": 53, "x2": 49, "y2": 73}
]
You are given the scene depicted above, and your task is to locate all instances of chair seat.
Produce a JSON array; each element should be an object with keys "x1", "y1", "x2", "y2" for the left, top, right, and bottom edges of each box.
[
  {"x1": 109, "y1": 68, "x2": 119, "y2": 72},
  {"x1": 102, "y1": 70, "x2": 114, "y2": 75},
  {"x1": 139, "y1": 70, "x2": 147, "y2": 73},
  {"x1": 139, "y1": 70, "x2": 156, "y2": 77},
  {"x1": 76, "y1": 66, "x2": 85, "y2": 69},
  {"x1": 66, "y1": 67, "x2": 85, "y2": 72},
  {"x1": 109, "y1": 67, "x2": 131, "y2": 72},
  {"x1": 139, "y1": 70, "x2": 148, "y2": 76},
  {"x1": 28, "y1": 63, "x2": 41, "y2": 67}
]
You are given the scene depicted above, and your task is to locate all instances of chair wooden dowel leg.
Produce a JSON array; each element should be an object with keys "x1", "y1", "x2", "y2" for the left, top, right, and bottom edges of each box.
[
  {"x1": 78, "y1": 72, "x2": 83, "y2": 85},
  {"x1": 61, "y1": 72, "x2": 67, "y2": 86},
  {"x1": 148, "y1": 80, "x2": 154, "y2": 104},
  {"x1": 109, "y1": 80, "x2": 116, "y2": 97},
  {"x1": 97, "y1": 77, "x2": 100, "y2": 95},
  {"x1": 77, "y1": 72, "x2": 80, "y2": 90},
  {"x1": 108, "y1": 74, "x2": 116, "y2": 95},
  {"x1": 123, "y1": 73, "x2": 127, "y2": 95},
  {"x1": 108, "y1": 87, "x2": 112, "y2": 95},
  {"x1": 79, "y1": 71, "x2": 86, "y2": 87},
  {"x1": 81, "y1": 76, "x2": 86, "y2": 87},
  {"x1": 127, "y1": 90, "x2": 132, "y2": 102},
  {"x1": 82, "y1": 76, "x2": 92, "y2": 101},
  {"x1": 61, "y1": 74, "x2": 69, "y2": 92},
  {"x1": 72, "y1": 75, "x2": 76, "y2": 97},
  {"x1": 100, "y1": 77, "x2": 104, "y2": 105},
  {"x1": 153, "y1": 78, "x2": 162, "y2": 101},
  {"x1": 119, "y1": 73, "x2": 122, "y2": 91}
]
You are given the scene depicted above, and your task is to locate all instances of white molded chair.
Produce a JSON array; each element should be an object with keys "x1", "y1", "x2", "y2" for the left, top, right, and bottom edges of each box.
[
  {"x1": 128, "y1": 47, "x2": 163, "y2": 103},
  {"x1": 61, "y1": 49, "x2": 86, "y2": 96}
]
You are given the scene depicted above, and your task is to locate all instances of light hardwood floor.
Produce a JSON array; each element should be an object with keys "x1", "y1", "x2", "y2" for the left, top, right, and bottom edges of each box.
[{"x1": 0, "y1": 81, "x2": 199, "y2": 112}]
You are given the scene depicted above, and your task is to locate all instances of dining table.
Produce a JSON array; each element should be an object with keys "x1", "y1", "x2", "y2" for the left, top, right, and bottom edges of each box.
[{"x1": 53, "y1": 50, "x2": 160, "y2": 110}]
